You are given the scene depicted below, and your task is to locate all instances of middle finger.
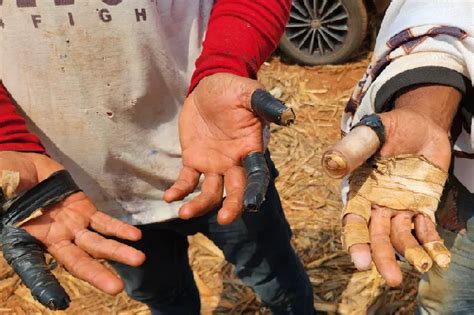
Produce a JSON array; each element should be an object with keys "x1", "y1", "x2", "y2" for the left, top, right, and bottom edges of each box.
[
  {"x1": 370, "y1": 206, "x2": 402, "y2": 287},
  {"x1": 217, "y1": 166, "x2": 245, "y2": 225},
  {"x1": 74, "y1": 229, "x2": 145, "y2": 266},
  {"x1": 179, "y1": 173, "x2": 224, "y2": 219}
]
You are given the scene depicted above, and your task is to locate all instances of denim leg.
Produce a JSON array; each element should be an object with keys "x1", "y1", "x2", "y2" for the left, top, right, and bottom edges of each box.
[
  {"x1": 109, "y1": 227, "x2": 200, "y2": 315},
  {"x1": 417, "y1": 178, "x2": 474, "y2": 315},
  {"x1": 416, "y1": 220, "x2": 474, "y2": 315},
  {"x1": 202, "y1": 181, "x2": 315, "y2": 315}
]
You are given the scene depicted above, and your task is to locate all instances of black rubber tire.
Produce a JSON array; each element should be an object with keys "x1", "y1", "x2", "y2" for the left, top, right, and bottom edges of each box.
[{"x1": 279, "y1": 0, "x2": 368, "y2": 65}]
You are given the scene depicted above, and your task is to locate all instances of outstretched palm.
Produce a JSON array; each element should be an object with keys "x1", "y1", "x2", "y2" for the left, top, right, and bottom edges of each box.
[
  {"x1": 164, "y1": 73, "x2": 266, "y2": 224},
  {"x1": 0, "y1": 152, "x2": 145, "y2": 295},
  {"x1": 342, "y1": 85, "x2": 460, "y2": 286}
]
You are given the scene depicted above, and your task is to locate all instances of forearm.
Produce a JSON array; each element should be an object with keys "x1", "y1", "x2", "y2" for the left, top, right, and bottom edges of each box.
[
  {"x1": 188, "y1": 0, "x2": 291, "y2": 93},
  {"x1": 393, "y1": 85, "x2": 462, "y2": 132}
]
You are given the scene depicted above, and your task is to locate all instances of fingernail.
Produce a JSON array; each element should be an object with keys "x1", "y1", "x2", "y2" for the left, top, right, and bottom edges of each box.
[
  {"x1": 352, "y1": 252, "x2": 372, "y2": 271},
  {"x1": 423, "y1": 241, "x2": 451, "y2": 269},
  {"x1": 434, "y1": 254, "x2": 451, "y2": 269}
]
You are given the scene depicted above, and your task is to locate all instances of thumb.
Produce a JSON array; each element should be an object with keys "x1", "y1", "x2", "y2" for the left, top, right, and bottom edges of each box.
[
  {"x1": 0, "y1": 151, "x2": 42, "y2": 192},
  {"x1": 322, "y1": 114, "x2": 382, "y2": 178}
]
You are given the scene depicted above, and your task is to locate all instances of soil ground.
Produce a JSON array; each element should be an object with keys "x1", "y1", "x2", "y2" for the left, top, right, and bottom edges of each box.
[{"x1": 0, "y1": 57, "x2": 421, "y2": 314}]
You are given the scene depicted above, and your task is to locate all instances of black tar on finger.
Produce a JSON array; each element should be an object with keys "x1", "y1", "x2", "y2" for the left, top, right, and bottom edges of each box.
[
  {"x1": 251, "y1": 89, "x2": 295, "y2": 126},
  {"x1": 351, "y1": 114, "x2": 385, "y2": 148},
  {"x1": 0, "y1": 170, "x2": 81, "y2": 310},
  {"x1": 2, "y1": 226, "x2": 71, "y2": 310},
  {"x1": 242, "y1": 152, "x2": 270, "y2": 211}
]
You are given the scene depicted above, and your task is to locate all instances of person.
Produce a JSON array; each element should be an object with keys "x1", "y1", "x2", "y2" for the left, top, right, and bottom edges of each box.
[
  {"x1": 328, "y1": 0, "x2": 474, "y2": 313},
  {"x1": 0, "y1": 1, "x2": 315, "y2": 314}
]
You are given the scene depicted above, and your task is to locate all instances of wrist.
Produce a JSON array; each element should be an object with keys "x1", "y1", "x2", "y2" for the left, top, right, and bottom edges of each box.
[
  {"x1": 188, "y1": 59, "x2": 253, "y2": 95},
  {"x1": 393, "y1": 84, "x2": 462, "y2": 132}
]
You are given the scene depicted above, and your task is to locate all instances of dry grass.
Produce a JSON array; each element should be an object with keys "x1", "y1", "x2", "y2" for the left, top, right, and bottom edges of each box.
[{"x1": 0, "y1": 58, "x2": 420, "y2": 314}]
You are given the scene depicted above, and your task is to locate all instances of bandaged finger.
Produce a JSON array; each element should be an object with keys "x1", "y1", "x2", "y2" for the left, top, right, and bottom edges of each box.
[
  {"x1": 404, "y1": 245, "x2": 433, "y2": 272},
  {"x1": 423, "y1": 240, "x2": 451, "y2": 269},
  {"x1": 342, "y1": 220, "x2": 370, "y2": 251},
  {"x1": 348, "y1": 155, "x2": 450, "y2": 270},
  {"x1": 1, "y1": 170, "x2": 20, "y2": 200},
  {"x1": 0, "y1": 170, "x2": 81, "y2": 310},
  {"x1": 322, "y1": 114, "x2": 383, "y2": 179},
  {"x1": 341, "y1": 194, "x2": 371, "y2": 251},
  {"x1": 350, "y1": 155, "x2": 447, "y2": 224},
  {"x1": 323, "y1": 126, "x2": 380, "y2": 178},
  {"x1": 250, "y1": 89, "x2": 295, "y2": 126}
]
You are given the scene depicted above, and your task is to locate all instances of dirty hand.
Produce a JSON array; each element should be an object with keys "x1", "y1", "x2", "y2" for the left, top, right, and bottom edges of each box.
[
  {"x1": 323, "y1": 85, "x2": 461, "y2": 286},
  {"x1": 164, "y1": 73, "x2": 294, "y2": 224},
  {"x1": 0, "y1": 152, "x2": 145, "y2": 308}
]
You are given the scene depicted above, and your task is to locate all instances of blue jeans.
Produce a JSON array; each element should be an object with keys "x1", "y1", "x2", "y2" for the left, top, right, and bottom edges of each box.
[
  {"x1": 110, "y1": 159, "x2": 315, "y2": 314},
  {"x1": 417, "y1": 176, "x2": 474, "y2": 314}
]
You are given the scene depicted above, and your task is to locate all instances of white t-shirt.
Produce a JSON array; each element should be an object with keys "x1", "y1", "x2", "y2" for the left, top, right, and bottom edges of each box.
[{"x1": 0, "y1": 0, "x2": 213, "y2": 225}]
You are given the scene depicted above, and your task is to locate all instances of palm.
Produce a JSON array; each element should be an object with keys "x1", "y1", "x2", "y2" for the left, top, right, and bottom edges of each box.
[
  {"x1": 164, "y1": 73, "x2": 267, "y2": 224},
  {"x1": 0, "y1": 152, "x2": 145, "y2": 295},
  {"x1": 344, "y1": 87, "x2": 459, "y2": 286},
  {"x1": 180, "y1": 80, "x2": 263, "y2": 173},
  {"x1": 379, "y1": 109, "x2": 452, "y2": 170}
]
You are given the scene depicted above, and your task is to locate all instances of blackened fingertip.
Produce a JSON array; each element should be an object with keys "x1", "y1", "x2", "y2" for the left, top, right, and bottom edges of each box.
[
  {"x1": 250, "y1": 89, "x2": 295, "y2": 126},
  {"x1": 2, "y1": 226, "x2": 70, "y2": 310},
  {"x1": 243, "y1": 191, "x2": 265, "y2": 211},
  {"x1": 45, "y1": 295, "x2": 70, "y2": 310},
  {"x1": 242, "y1": 152, "x2": 269, "y2": 212}
]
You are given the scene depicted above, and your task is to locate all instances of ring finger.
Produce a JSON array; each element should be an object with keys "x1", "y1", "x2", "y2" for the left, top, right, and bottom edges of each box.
[{"x1": 390, "y1": 211, "x2": 432, "y2": 273}]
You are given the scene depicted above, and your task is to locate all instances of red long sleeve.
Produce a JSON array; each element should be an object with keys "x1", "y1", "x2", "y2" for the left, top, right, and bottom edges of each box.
[
  {"x1": 189, "y1": 0, "x2": 291, "y2": 93},
  {"x1": 0, "y1": 83, "x2": 46, "y2": 154}
]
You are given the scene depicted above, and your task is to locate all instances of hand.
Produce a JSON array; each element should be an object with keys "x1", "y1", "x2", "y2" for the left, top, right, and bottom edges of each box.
[
  {"x1": 164, "y1": 73, "x2": 292, "y2": 224},
  {"x1": 0, "y1": 151, "x2": 145, "y2": 295},
  {"x1": 336, "y1": 85, "x2": 461, "y2": 286}
]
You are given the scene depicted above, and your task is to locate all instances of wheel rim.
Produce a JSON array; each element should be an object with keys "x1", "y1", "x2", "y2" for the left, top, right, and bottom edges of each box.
[{"x1": 285, "y1": 0, "x2": 349, "y2": 56}]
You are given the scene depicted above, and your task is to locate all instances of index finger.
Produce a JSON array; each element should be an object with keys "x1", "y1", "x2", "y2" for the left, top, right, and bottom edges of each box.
[
  {"x1": 370, "y1": 206, "x2": 403, "y2": 287},
  {"x1": 344, "y1": 214, "x2": 372, "y2": 270},
  {"x1": 74, "y1": 228, "x2": 145, "y2": 266},
  {"x1": 90, "y1": 211, "x2": 142, "y2": 241},
  {"x1": 163, "y1": 167, "x2": 200, "y2": 203}
]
